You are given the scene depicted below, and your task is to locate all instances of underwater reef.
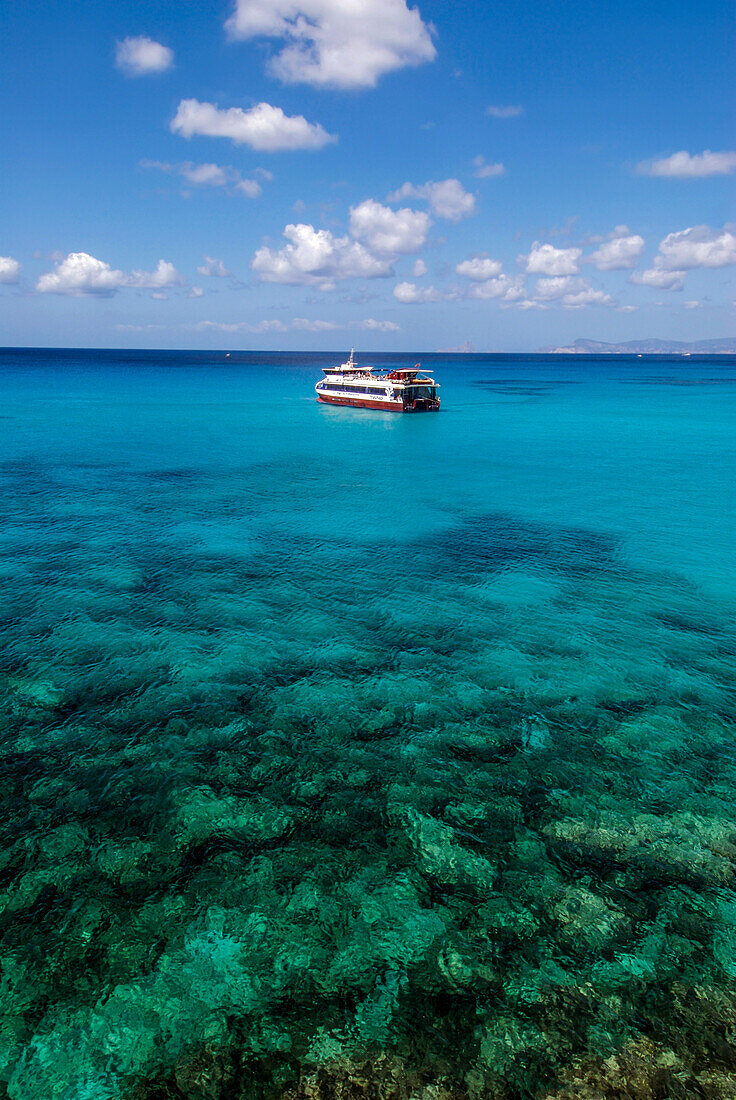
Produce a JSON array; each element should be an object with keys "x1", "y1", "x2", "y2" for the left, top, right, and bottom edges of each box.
[{"x1": 1, "y1": 456, "x2": 736, "y2": 1100}]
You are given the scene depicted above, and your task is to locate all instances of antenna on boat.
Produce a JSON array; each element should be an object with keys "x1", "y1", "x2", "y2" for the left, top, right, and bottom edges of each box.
[{"x1": 348, "y1": 348, "x2": 355, "y2": 368}]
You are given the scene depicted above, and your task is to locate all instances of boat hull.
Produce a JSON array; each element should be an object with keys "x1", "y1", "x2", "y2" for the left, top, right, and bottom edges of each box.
[{"x1": 316, "y1": 393, "x2": 439, "y2": 413}]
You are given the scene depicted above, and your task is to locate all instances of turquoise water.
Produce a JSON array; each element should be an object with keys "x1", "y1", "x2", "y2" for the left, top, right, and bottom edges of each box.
[{"x1": 1, "y1": 348, "x2": 736, "y2": 1098}]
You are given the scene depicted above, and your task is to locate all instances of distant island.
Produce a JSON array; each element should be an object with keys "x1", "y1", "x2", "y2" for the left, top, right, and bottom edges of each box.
[{"x1": 540, "y1": 337, "x2": 736, "y2": 354}]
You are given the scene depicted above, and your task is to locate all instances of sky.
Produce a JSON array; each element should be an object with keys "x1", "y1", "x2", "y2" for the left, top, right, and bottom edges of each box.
[{"x1": 1, "y1": 0, "x2": 734, "y2": 351}]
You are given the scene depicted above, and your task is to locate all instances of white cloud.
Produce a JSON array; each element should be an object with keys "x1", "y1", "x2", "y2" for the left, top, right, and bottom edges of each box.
[
  {"x1": 115, "y1": 36, "x2": 173, "y2": 77},
  {"x1": 413, "y1": 259, "x2": 427, "y2": 277},
  {"x1": 197, "y1": 257, "x2": 231, "y2": 277},
  {"x1": 356, "y1": 318, "x2": 400, "y2": 331},
  {"x1": 36, "y1": 252, "x2": 182, "y2": 296},
  {"x1": 590, "y1": 232, "x2": 645, "y2": 270},
  {"x1": 684, "y1": 300, "x2": 702, "y2": 309},
  {"x1": 387, "y1": 179, "x2": 475, "y2": 221},
  {"x1": 181, "y1": 163, "x2": 228, "y2": 186},
  {"x1": 562, "y1": 287, "x2": 615, "y2": 309},
  {"x1": 253, "y1": 223, "x2": 392, "y2": 288},
  {"x1": 521, "y1": 241, "x2": 582, "y2": 275},
  {"x1": 170, "y1": 99, "x2": 335, "y2": 152},
  {"x1": 142, "y1": 159, "x2": 265, "y2": 198},
  {"x1": 252, "y1": 199, "x2": 431, "y2": 290},
  {"x1": 224, "y1": 0, "x2": 436, "y2": 89},
  {"x1": 235, "y1": 178, "x2": 262, "y2": 198},
  {"x1": 617, "y1": 305, "x2": 638, "y2": 313},
  {"x1": 467, "y1": 274, "x2": 525, "y2": 301},
  {"x1": 514, "y1": 299, "x2": 548, "y2": 310},
  {"x1": 0, "y1": 256, "x2": 20, "y2": 284},
  {"x1": 472, "y1": 155, "x2": 505, "y2": 179},
  {"x1": 349, "y1": 199, "x2": 430, "y2": 254},
  {"x1": 151, "y1": 292, "x2": 168, "y2": 300},
  {"x1": 627, "y1": 225, "x2": 736, "y2": 293},
  {"x1": 195, "y1": 319, "x2": 288, "y2": 333},
  {"x1": 534, "y1": 275, "x2": 576, "y2": 300},
  {"x1": 638, "y1": 150, "x2": 736, "y2": 178},
  {"x1": 292, "y1": 317, "x2": 343, "y2": 331},
  {"x1": 128, "y1": 259, "x2": 182, "y2": 289},
  {"x1": 486, "y1": 104, "x2": 523, "y2": 118},
  {"x1": 531, "y1": 275, "x2": 615, "y2": 307},
  {"x1": 189, "y1": 286, "x2": 204, "y2": 298},
  {"x1": 629, "y1": 268, "x2": 686, "y2": 291},
  {"x1": 116, "y1": 324, "x2": 167, "y2": 332},
  {"x1": 37, "y1": 253, "x2": 125, "y2": 296},
  {"x1": 455, "y1": 256, "x2": 502, "y2": 281},
  {"x1": 656, "y1": 225, "x2": 736, "y2": 269},
  {"x1": 393, "y1": 281, "x2": 442, "y2": 303}
]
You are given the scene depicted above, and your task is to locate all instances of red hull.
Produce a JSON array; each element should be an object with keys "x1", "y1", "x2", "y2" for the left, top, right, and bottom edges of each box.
[{"x1": 317, "y1": 394, "x2": 439, "y2": 413}]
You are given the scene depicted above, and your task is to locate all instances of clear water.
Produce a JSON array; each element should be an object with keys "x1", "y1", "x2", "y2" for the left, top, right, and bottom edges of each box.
[{"x1": 1, "y1": 348, "x2": 736, "y2": 1098}]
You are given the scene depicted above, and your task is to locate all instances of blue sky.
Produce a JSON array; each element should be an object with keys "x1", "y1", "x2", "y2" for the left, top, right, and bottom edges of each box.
[{"x1": 1, "y1": 0, "x2": 734, "y2": 350}]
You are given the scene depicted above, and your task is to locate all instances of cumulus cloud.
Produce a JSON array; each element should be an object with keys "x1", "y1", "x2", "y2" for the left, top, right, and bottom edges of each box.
[
  {"x1": 472, "y1": 155, "x2": 505, "y2": 179},
  {"x1": 467, "y1": 274, "x2": 525, "y2": 301},
  {"x1": 455, "y1": 256, "x2": 503, "y2": 281},
  {"x1": 656, "y1": 225, "x2": 736, "y2": 269},
  {"x1": 252, "y1": 199, "x2": 430, "y2": 290},
  {"x1": 561, "y1": 287, "x2": 615, "y2": 309},
  {"x1": 253, "y1": 223, "x2": 392, "y2": 289},
  {"x1": 638, "y1": 150, "x2": 736, "y2": 178},
  {"x1": 412, "y1": 259, "x2": 427, "y2": 277},
  {"x1": 486, "y1": 104, "x2": 523, "y2": 118},
  {"x1": 292, "y1": 317, "x2": 343, "y2": 331},
  {"x1": 0, "y1": 256, "x2": 20, "y2": 284},
  {"x1": 224, "y1": 0, "x2": 436, "y2": 89},
  {"x1": 514, "y1": 299, "x2": 548, "y2": 310},
  {"x1": 357, "y1": 318, "x2": 400, "y2": 331},
  {"x1": 189, "y1": 286, "x2": 204, "y2": 298},
  {"x1": 196, "y1": 315, "x2": 399, "y2": 334},
  {"x1": 235, "y1": 179, "x2": 263, "y2": 198},
  {"x1": 130, "y1": 260, "x2": 181, "y2": 289},
  {"x1": 454, "y1": 256, "x2": 523, "y2": 300},
  {"x1": 590, "y1": 230, "x2": 645, "y2": 270},
  {"x1": 36, "y1": 252, "x2": 181, "y2": 296},
  {"x1": 629, "y1": 268, "x2": 686, "y2": 291},
  {"x1": 534, "y1": 275, "x2": 576, "y2": 300},
  {"x1": 180, "y1": 163, "x2": 229, "y2": 186},
  {"x1": 171, "y1": 99, "x2": 335, "y2": 152},
  {"x1": 529, "y1": 275, "x2": 615, "y2": 307},
  {"x1": 628, "y1": 224, "x2": 736, "y2": 292},
  {"x1": 387, "y1": 179, "x2": 475, "y2": 221},
  {"x1": 195, "y1": 319, "x2": 289, "y2": 333},
  {"x1": 349, "y1": 199, "x2": 430, "y2": 254},
  {"x1": 684, "y1": 300, "x2": 702, "y2": 309},
  {"x1": 141, "y1": 159, "x2": 264, "y2": 198},
  {"x1": 520, "y1": 241, "x2": 582, "y2": 275},
  {"x1": 115, "y1": 36, "x2": 173, "y2": 77},
  {"x1": 197, "y1": 257, "x2": 231, "y2": 277},
  {"x1": 392, "y1": 281, "x2": 443, "y2": 303}
]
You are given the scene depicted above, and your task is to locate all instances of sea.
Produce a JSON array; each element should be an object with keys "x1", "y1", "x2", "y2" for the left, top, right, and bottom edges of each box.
[{"x1": 1, "y1": 347, "x2": 736, "y2": 1099}]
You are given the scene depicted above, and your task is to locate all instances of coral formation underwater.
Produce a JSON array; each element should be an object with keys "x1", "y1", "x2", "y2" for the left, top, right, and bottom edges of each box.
[{"x1": 1, "y1": 355, "x2": 735, "y2": 1099}]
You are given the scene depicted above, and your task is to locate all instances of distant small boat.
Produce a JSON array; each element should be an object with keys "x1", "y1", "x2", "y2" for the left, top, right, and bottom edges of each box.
[{"x1": 315, "y1": 350, "x2": 440, "y2": 412}]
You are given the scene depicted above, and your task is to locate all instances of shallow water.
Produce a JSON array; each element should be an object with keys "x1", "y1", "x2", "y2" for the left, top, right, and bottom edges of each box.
[{"x1": 1, "y1": 348, "x2": 736, "y2": 1098}]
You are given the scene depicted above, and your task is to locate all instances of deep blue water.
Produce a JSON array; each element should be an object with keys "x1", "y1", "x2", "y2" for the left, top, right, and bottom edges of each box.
[{"x1": 1, "y1": 348, "x2": 736, "y2": 1098}]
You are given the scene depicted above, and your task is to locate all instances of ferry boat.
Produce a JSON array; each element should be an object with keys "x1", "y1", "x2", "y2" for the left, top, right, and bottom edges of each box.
[{"x1": 315, "y1": 350, "x2": 440, "y2": 412}]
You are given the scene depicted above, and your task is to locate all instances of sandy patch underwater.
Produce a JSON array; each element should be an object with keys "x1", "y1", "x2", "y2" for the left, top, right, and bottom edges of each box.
[{"x1": 1, "y1": 349, "x2": 736, "y2": 1099}]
